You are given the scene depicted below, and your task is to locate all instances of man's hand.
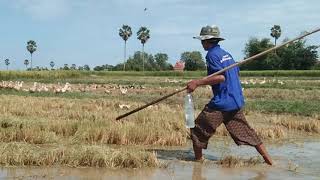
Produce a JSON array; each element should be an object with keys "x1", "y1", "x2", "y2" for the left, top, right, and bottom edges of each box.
[{"x1": 187, "y1": 80, "x2": 200, "y2": 93}]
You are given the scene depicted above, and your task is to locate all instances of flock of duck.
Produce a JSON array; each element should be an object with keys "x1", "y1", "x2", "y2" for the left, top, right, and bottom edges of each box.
[
  {"x1": 0, "y1": 81, "x2": 147, "y2": 94},
  {"x1": 0, "y1": 79, "x2": 284, "y2": 110}
]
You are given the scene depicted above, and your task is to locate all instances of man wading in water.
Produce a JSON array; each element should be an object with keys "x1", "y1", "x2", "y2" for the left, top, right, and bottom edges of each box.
[{"x1": 187, "y1": 25, "x2": 273, "y2": 165}]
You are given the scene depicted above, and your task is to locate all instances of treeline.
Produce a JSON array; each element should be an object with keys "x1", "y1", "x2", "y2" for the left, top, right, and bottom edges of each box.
[
  {"x1": 241, "y1": 38, "x2": 319, "y2": 70},
  {"x1": 241, "y1": 25, "x2": 319, "y2": 70},
  {"x1": 94, "y1": 51, "x2": 206, "y2": 71}
]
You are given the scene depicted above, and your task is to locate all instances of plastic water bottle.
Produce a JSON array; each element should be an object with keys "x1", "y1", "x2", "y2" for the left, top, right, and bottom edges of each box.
[{"x1": 184, "y1": 93, "x2": 195, "y2": 128}]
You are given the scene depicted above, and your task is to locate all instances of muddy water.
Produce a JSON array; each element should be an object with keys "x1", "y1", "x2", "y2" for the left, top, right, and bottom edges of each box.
[{"x1": 1, "y1": 139, "x2": 319, "y2": 180}]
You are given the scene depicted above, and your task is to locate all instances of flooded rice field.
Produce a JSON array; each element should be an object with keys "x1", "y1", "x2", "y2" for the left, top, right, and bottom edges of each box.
[{"x1": 1, "y1": 138, "x2": 319, "y2": 180}]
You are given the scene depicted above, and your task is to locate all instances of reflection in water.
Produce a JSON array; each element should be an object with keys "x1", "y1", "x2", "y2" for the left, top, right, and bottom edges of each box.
[
  {"x1": 148, "y1": 149, "x2": 195, "y2": 161},
  {"x1": 1, "y1": 167, "x2": 158, "y2": 180},
  {"x1": 249, "y1": 172, "x2": 267, "y2": 180},
  {"x1": 192, "y1": 163, "x2": 206, "y2": 180}
]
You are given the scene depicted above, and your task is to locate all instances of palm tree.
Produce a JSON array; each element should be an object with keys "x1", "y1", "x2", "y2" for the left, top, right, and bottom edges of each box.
[
  {"x1": 50, "y1": 61, "x2": 55, "y2": 70},
  {"x1": 24, "y1": 59, "x2": 29, "y2": 69},
  {"x1": 26, "y1": 40, "x2": 37, "y2": 70},
  {"x1": 137, "y1": 26, "x2": 150, "y2": 71},
  {"x1": 4, "y1": 59, "x2": 10, "y2": 70},
  {"x1": 270, "y1": 25, "x2": 281, "y2": 46},
  {"x1": 119, "y1": 25, "x2": 132, "y2": 71}
]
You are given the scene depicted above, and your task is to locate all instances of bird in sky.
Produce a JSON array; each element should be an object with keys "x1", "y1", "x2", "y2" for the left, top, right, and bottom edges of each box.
[{"x1": 144, "y1": 8, "x2": 147, "y2": 11}]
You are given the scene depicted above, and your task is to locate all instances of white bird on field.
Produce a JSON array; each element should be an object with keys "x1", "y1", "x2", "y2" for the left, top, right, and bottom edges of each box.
[
  {"x1": 119, "y1": 104, "x2": 130, "y2": 110},
  {"x1": 120, "y1": 86, "x2": 128, "y2": 95},
  {"x1": 278, "y1": 80, "x2": 285, "y2": 85},
  {"x1": 259, "y1": 78, "x2": 266, "y2": 85},
  {"x1": 104, "y1": 89, "x2": 111, "y2": 94},
  {"x1": 29, "y1": 82, "x2": 38, "y2": 93},
  {"x1": 14, "y1": 81, "x2": 23, "y2": 90},
  {"x1": 61, "y1": 82, "x2": 72, "y2": 93},
  {"x1": 241, "y1": 80, "x2": 249, "y2": 85}
]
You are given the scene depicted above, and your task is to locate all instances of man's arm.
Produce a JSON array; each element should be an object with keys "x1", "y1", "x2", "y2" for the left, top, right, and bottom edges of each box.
[{"x1": 187, "y1": 74, "x2": 225, "y2": 93}]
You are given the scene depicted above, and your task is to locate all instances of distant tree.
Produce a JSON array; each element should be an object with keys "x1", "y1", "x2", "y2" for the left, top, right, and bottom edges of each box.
[
  {"x1": 102, "y1": 64, "x2": 114, "y2": 71},
  {"x1": 277, "y1": 39, "x2": 318, "y2": 70},
  {"x1": 83, "y1": 64, "x2": 90, "y2": 71},
  {"x1": 50, "y1": 61, "x2": 55, "y2": 69},
  {"x1": 26, "y1": 40, "x2": 37, "y2": 69},
  {"x1": 125, "y1": 51, "x2": 154, "y2": 71},
  {"x1": 93, "y1": 66, "x2": 102, "y2": 71},
  {"x1": 154, "y1": 53, "x2": 170, "y2": 70},
  {"x1": 78, "y1": 66, "x2": 84, "y2": 70},
  {"x1": 112, "y1": 63, "x2": 124, "y2": 71},
  {"x1": 4, "y1": 59, "x2": 10, "y2": 70},
  {"x1": 181, "y1": 51, "x2": 206, "y2": 71},
  {"x1": 24, "y1": 59, "x2": 29, "y2": 69},
  {"x1": 241, "y1": 37, "x2": 274, "y2": 70},
  {"x1": 119, "y1": 24, "x2": 132, "y2": 71},
  {"x1": 94, "y1": 64, "x2": 115, "y2": 71},
  {"x1": 137, "y1": 26, "x2": 150, "y2": 71},
  {"x1": 63, "y1": 64, "x2": 69, "y2": 70},
  {"x1": 40, "y1": 67, "x2": 48, "y2": 71},
  {"x1": 112, "y1": 51, "x2": 173, "y2": 71},
  {"x1": 71, "y1": 64, "x2": 77, "y2": 70}
]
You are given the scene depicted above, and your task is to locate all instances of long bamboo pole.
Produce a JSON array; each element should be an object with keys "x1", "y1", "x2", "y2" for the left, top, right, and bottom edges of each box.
[{"x1": 116, "y1": 27, "x2": 320, "y2": 121}]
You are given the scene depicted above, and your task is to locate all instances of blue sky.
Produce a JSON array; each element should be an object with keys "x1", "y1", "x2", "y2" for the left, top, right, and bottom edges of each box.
[{"x1": 0, "y1": 0, "x2": 319, "y2": 70}]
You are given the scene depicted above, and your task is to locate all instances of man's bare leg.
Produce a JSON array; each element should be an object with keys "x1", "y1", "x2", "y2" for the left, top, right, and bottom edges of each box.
[
  {"x1": 255, "y1": 143, "x2": 273, "y2": 165},
  {"x1": 193, "y1": 144, "x2": 203, "y2": 161}
]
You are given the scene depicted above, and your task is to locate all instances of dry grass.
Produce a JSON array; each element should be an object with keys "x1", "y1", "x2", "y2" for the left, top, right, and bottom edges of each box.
[
  {"x1": 0, "y1": 95, "x2": 187, "y2": 146},
  {"x1": 266, "y1": 114, "x2": 320, "y2": 133},
  {"x1": 0, "y1": 95, "x2": 316, "y2": 148},
  {"x1": 216, "y1": 155, "x2": 263, "y2": 168},
  {"x1": 275, "y1": 119, "x2": 320, "y2": 133},
  {"x1": 0, "y1": 142, "x2": 161, "y2": 168},
  {"x1": 254, "y1": 126, "x2": 287, "y2": 139}
]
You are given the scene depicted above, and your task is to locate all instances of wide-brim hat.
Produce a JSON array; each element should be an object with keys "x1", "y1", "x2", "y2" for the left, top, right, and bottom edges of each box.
[{"x1": 193, "y1": 25, "x2": 225, "y2": 41}]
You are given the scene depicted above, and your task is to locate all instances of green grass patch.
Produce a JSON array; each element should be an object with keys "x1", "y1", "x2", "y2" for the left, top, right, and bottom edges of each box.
[
  {"x1": 245, "y1": 100, "x2": 320, "y2": 117},
  {"x1": 1, "y1": 70, "x2": 320, "y2": 82},
  {"x1": 240, "y1": 70, "x2": 320, "y2": 77}
]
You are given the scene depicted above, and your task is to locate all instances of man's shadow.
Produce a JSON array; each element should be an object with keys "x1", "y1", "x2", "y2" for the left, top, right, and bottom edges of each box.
[{"x1": 147, "y1": 149, "x2": 218, "y2": 162}]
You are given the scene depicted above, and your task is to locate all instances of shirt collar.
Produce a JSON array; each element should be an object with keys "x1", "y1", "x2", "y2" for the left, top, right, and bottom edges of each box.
[{"x1": 208, "y1": 44, "x2": 220, "y2": 51}]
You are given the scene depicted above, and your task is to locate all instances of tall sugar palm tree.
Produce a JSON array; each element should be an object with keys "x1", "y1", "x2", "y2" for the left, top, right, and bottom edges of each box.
[
  {"x1": 270, "y1": 25, "x2": 281, "y2": 55},
  {"x1": 50, "y1": 61, "x2": 55, "y2": 70},
  {"x1": 4, "y1": 59, "x2": 10, "y2": 70},
  {"x1": 26, "y1": 40, "x2": 37, "y2": 70},
  {"x1": 24, "y1": 59, "x2": 29, "y2": 69},
  {"x1": 270, "y1": 25, "x2": 281, "y2": 46},
  {"x1": 119, "y1": 25, "x2": 132, "y2": 71},
  {"x1": 137, "y1": 26, "x2": 150, "y2": 71}
]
